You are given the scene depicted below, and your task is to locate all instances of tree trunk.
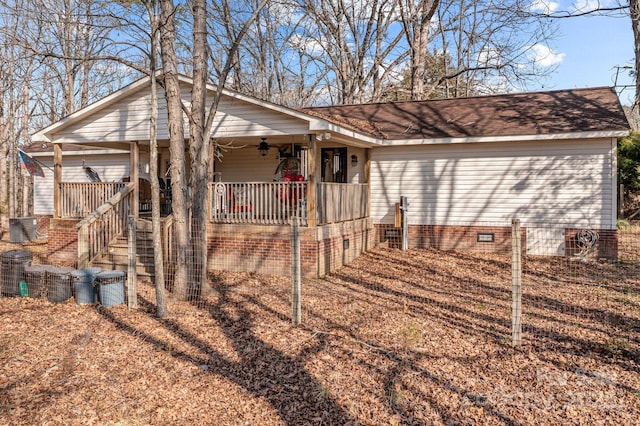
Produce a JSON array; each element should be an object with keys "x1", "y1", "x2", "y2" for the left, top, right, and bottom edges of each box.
[
  {"x1": 189, "y1": 0, "x2": 211, "y2": 297},
  {"x1": 147, "y1": 0, "x2": 168, "y2": 317},
  {"x1": 0, "y1": 95, "x2": 7, "y2": 230},
  {"x1": 21, "y1": 81, "x2": 30, "y2": 217},
  {"x1": 632, "y1": 0, "x2": 640, "y2": 109},
  {"x1": 410, "y1": 0, "x2": 439, "y2": 100},
  {"x1": 8, "y1": 113, "x2": 16, "y2": 219},
  {"x1": 159, "y1": 0, "x2": 190, "y2": 300}
]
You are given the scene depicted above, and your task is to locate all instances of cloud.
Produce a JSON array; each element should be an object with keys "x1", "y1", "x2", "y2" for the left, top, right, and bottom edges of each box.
[
  {"x1": 529, "y1": 44, "x2": 565, "y2": 66},
  {"x1": 573, "y1": 0, "x2": 617, "y2": 13},
  {"x1": 289, "y1": 34, "x2": 325, "y2": 56},
  {"x1": 478, "y1": 47, "x2": 503, "y2": 68},
  {"x1": 530, "y1": 0, "x2": 560, "y2": 14}
]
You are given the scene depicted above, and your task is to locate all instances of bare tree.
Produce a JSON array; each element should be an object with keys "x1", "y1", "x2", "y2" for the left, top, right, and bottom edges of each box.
[
  {"x1": 196, "y1": 0, "x2": 269, "y2": 294},
  {"x1": 159, "y1": 0, "x2": 191, "y2": 300},
  {"x1": 297, "y1": 0, "x2": 406, "y2": 104},
  {"x1": 398, "y1": 0, "x2": 439, "y2": 99},
  {"x1": 141, "y1": 0, "x2": 169, "y2": 317}
]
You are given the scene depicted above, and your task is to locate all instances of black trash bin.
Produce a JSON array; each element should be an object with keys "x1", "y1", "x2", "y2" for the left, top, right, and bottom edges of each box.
[
  {"x1": 24, "y1": 264, "x2": 49, "y2": 298},
  {"x1": 95, "y1": 271, "x2": 126, "y2": 307},
  {"x1": 70, "y1": 267, "x2": 101, "y2": 304},
  {"x1": 1, "y1": 250, "x2": 33, "y2": 297},
  {"x1": 46, "y1": 266, "x2": 73, "y2": 303}
]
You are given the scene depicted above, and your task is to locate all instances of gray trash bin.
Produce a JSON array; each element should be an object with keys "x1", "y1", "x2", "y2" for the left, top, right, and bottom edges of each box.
[
  {"x1": 71, "y1": 267, "x2": 102, "y2": 304},
  {"x1": 24, "y1": 264, "x2": 49, "y2": 298},
  {"x1": 1, "y1": 250, "x2": 33, "y2": 297},
  {"x1": 46, "y1": 266, "x2": 73, "y2": 303},
  {"x1": 95, "y1": 271, "x2": 126, "y2": 307}
]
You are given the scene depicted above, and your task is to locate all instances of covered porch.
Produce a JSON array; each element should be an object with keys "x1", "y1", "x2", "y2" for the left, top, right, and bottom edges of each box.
[
  {"x1": 32, "y1": 75, "x2": 378, "y2": 276},
  {"x1": 47, "y1": 137, "x2": 373, "y2": 277}
]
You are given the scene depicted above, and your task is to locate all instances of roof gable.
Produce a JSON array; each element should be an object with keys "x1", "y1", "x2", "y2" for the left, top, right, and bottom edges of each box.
[{"x1": 32, "y1": 75, "x2": 320, "y2": 144}]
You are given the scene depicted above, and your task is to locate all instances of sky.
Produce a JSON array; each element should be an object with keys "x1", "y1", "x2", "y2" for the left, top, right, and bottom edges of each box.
[{"x1": 527, "y1": 4, "x2": 635, "y2": 105}]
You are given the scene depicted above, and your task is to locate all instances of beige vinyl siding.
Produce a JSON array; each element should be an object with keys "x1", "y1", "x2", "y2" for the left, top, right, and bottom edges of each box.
[
  {"x1": 347, "y1": 147, "x2": 366, "y2": 183},
  {"x1": 52, "y1": 86, "x2": 310, "y2": 143},
  {"x1": 33, "y1": 154, "x2": 130, "y2": 215},
  {"x1": 204, "y1": 92, "x2": 310, "y2": 138},
  {"x1": 216, "y1": 145, "x2": 366, "y2": 183},
  {"x1": 215, "y1": 147, "x2": 282, "y2": 181},
  {"x1": 370, "y1": 139, "x2": 616, "y2": 229},
  {"x1": 55, "y1": 89, "x2": 167, "y2": 142}
]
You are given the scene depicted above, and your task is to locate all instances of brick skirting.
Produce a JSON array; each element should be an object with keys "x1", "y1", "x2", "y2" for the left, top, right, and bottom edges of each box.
[
  {"x1": 375, "y1": 224, "x2": 618, "y2": 260},
  {"x1": 47, "y1": 218, "x2": 81, "y2": 266},
  {"x1": 207, "y1": 218, "x2": 375, "y2": 278}
]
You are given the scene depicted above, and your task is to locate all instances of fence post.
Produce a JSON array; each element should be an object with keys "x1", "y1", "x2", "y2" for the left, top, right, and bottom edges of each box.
[
  {"x1": 291, "y1": 216, "x2": 301, "y2": 325},
  {"x1": 619, "y1": 183, "x2": 624, "y2": 218},
  {"x1": 127, "y1": 215, "x2": 138, "y2": 309},
  {"x1": 77, "y1": 224, "x2": 89, "y2": 269},
  {"x1": 511, "y1": 218, "x2": 522, "y2": 346},
  {"x1": 400, "y1": 196, "x2": 409, "y2": 250}
]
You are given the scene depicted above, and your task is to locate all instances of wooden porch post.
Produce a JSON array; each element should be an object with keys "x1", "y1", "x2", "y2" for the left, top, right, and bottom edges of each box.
[
  {"x1": 364, "y1": 148, "x2": 371, "y2": 218},
  {"x1": 53, "y1": 143, "x2": 62, "y2": 218},
  {"x1": 208, "y1": 143, "x2": 215, "y2": 221},
  {"x1": 306, "y1": 134, "x2": 317, "y2": 227},
  {"x1": 130, "y1": 141, "x2": 139, "y2": 217}
]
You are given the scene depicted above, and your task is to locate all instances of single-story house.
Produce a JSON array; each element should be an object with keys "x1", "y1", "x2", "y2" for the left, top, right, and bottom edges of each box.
[{"x1": 28, "y1": 75, "x2": 630, "y2": 277}]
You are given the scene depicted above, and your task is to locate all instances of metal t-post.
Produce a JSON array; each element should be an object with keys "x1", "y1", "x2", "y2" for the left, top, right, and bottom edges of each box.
[
  {"x1": 401, "y1": 196, "x2": 409, "y2": 250},
  {"x1": 291, "y1": 216, "x2": 301, "y2": 325},
  {"x1": 127, "y1": 215, "x2": 138, "y2": 309},
  {"x1": 511, "y1": 218, "x2": 522, "y2": 346}
]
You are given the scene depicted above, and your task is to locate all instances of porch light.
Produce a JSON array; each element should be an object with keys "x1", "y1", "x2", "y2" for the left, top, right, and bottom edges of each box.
[
  {"x1": 257, "y1": 138, "x2": 270, "y2": 157},
  {"x1": 351, "y1": 154, "x2": 358, "y2": 166}
]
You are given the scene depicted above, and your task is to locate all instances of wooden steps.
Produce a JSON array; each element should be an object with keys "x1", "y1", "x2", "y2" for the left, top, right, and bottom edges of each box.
[{"x1": 91, "y1": 219, "x2": 158, "y2": 280}]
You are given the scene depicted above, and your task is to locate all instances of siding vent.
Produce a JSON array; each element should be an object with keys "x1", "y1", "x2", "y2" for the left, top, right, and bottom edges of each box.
[
  {"x1": 477, "y1": 232, "x2": 495, "y2": 243},
  {"x1": 384, "y1": 229, "x2": 401, "y2": 239}
]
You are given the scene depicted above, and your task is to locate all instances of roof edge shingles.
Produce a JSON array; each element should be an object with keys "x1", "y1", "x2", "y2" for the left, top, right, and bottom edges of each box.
[{"x1": 301, "y1": 87, "x2": 630, "y2": 140}]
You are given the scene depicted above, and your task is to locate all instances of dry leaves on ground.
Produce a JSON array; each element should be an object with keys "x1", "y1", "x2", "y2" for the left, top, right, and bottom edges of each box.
[{"x1": 0, "y1": 242, "x2": 639, "y2": 425}]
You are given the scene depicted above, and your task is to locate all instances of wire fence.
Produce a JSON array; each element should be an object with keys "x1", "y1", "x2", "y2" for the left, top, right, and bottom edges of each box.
[{"x1": 1, "y1": 217, "x2": 639, "y2": 351}]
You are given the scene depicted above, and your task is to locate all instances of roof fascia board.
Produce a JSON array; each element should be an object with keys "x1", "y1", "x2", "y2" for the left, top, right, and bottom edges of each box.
[
  {"x1": 377, "y1": 130, "x2": 630, "y2": 146},
  {"x1": 308, "y1": 119, "x2": 379, "y2": 146},
  {"x1": 30, "y1": 148, "x2": 130, "y2": 157}
]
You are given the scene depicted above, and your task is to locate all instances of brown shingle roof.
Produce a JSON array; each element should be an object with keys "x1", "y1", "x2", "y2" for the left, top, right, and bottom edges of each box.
[{"x1": 302, "y1": 87, "x2": 629, "y2": 140}]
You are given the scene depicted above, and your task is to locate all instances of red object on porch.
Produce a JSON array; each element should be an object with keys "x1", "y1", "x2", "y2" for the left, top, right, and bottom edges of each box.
[
  {"x1": 230, "y1": 187, "x2": 252, "y2": 213},
  {"x1": 279, "y1": 173, "x2": 306, "y2": 204}
]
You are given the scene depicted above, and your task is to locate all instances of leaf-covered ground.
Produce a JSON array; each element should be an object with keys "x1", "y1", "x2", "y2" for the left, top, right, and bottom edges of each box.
[{"x1": 0, "y1": 237, "x2": 639, "y2": 425}]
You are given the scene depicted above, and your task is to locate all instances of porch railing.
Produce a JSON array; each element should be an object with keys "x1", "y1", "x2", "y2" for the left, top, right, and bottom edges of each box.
[
  {"x1": 76, "y1": 182, "x2": 134, "y2": 268},
  {"x1": 209, "y1": 182, "x2": 369, "y2": 226},
  {"x1": 60, "y1": 182, "x2": 127, "y2": 218},
  {"x1": 210, "y1": 182, "x2": 308, "y2": 225},
  {"x1": 316, "y1": 183, "x2": 369, "y2": 225}
]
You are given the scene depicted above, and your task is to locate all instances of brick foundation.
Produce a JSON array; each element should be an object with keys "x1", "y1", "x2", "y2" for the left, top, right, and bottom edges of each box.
[
  {"x1": 207, "y1": 218, "x2": 375, "y2": 278},
  {"x1": 47, "y1": 219, "x2": 80, "y2": 266},
  {"x1": 375, "y1": 224, "x2": 618, "y2": 260},
  {"x1": 376, "y1": 224, "x2": 515, "y2": 253}
]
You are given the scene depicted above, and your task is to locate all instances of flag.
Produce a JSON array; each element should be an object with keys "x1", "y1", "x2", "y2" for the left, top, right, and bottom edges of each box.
[{"x1": 18, "y1": 150, "x2": 45, "y2": 178}]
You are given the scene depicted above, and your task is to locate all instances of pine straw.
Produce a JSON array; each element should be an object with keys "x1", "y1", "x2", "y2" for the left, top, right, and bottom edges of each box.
[{"x1": 0, "y1": 244, "x2": 639, "y2": 425}]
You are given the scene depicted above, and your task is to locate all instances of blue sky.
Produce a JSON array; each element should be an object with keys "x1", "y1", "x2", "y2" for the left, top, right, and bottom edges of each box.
[{"x1": 528, "y1": 8, "x2": 635, "y2": 105}]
